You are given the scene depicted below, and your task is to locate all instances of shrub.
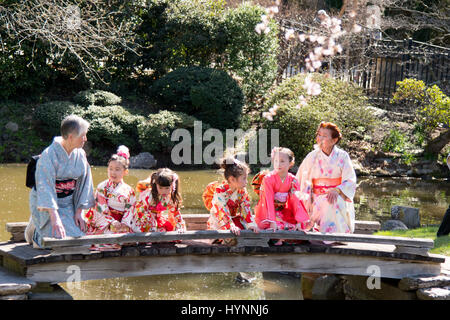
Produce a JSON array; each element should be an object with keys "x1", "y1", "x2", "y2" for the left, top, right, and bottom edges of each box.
[
  {"x1": 391, "y1": 78, "x2": 450, "y2": 134},
  {"x1": 134, "y1": 0, "x2": 227, "y2": 80},
  {"x1": 261, "y1": 73, "x2": 376, "y2": 163},
  {"x1": 137, "y1": 110, "x2": 205, "y2": 154},
  {"x1": 73, "y1": 89, "x2": 122, "y2": 107},
  {"x1": 80, "y1": 105, "x2": 144, "y2": 152},
  {"x1": 34, "y1": 101, "x2": 80, "y2": 136},
  {"x1": 150, "y1": 66, "x2": 244, "y2": 130},
  {"x1": 0, "y1": 102, "x2": 48, "y2": 163},
  {"x1": 382, "y1": 129, "x2": 408, "y2": 153},
  {"x1": 223, "y1": 3, "x2": 279, "y2": 107}
]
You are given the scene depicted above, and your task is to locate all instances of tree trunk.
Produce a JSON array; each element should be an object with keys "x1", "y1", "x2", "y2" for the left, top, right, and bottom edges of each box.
[{"x1": 424, "y1": 128, "x2": 450, "y2": 155}]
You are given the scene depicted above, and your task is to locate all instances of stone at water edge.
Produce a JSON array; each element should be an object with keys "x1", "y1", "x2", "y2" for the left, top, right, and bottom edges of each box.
[
  {"x1": 416, "y1": 286, "x2": 450, "y2": 300},
  {"x1": 381, "y1": 219, "x2": 408, "y2": 231},
  {"x1": 391, "y1": 206, "x2": 420, "y2": 229},
  {"x1": 398, "y1": 275, "x2": 450, "y2": 291},
  {"x1": 129, "y1": 152, "x2": 157, "y2": 169}
]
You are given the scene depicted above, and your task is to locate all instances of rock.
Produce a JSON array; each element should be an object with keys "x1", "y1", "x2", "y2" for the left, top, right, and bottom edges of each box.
[
  {"x1": 129, "y1": 152, "x2": 157, "y2": 169},
  {"x1": 342, "y1": 275, "x2": 418, "y2": 300},
  {"x1": 301, "y1": 273, "x2": 323, "y2": 300},
  {"x1": 366, "y1": 106, "x2": 387, "y2": 118},
  {"x1": 399, "y1": 275, "x2": 450, "y2": 291},
  {"x1": 311, "y1": 274, "x2": 345, "y2": 300},
  {"x1": 234, "y1": 272, "x2": 256, "y2": 284},
  {"x1": 5, "y1": 121, "x2": 19, "y2": 132},
  {"x1": 0, "y1": 294, "x2": 28, "y2": 300},
  {"x1": 391, "y1": 206, "x2": 420, "y2": 229},
  {"x1": 348, "y1": 131, "x2": 364, "y2": 140},
  {"x1": 416, "y1": 286, "x2": 450, "y2": 300},
  {"x1": 381, "y1": 219, "x2": 408, "y2": 231},
  {"x1": 351, "y1": 159, "x2": 370, "y2": 176}
]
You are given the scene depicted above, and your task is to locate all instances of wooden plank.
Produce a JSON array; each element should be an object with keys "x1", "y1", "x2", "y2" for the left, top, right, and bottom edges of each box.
[
  {"x1": 24, "y1": 251, "x2": 443, "y2": 283},
  {"x1": 6, "y1": 218, "x2": 380, "y2": 235},
  {"x1": 0, "y1": 266, "x2": 36, "y2": 296},
  {"x1": 41, "y1": 230, "x2": 435, "y2": 249},
  {"x1": 354, "y1": 220, "x2": 381, "y2": 231},
  {"x1": 6, "y1": 222, "x2": 28, "y2": 233}
]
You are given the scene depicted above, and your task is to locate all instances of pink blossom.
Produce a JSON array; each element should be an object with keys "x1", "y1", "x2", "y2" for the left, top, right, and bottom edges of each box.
[{"x1": 285, "y1": 28, "x2": 295, "y2": 41}]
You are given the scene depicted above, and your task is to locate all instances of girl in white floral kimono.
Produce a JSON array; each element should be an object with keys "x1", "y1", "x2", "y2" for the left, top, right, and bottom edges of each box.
[
  {"x1": 296, "y1": 122, "x2": 357, "y2": 234},
  {"x1": 84, "y1": 146, "x2": 136, "y2": 250}
]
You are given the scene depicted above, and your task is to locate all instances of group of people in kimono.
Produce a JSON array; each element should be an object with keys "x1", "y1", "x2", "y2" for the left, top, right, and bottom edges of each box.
[{"x1": 26, "y1": 114, "x2": 357, "y2": 250}]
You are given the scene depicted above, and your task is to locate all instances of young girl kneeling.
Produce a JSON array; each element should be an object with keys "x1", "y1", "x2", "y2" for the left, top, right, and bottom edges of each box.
[
  {"x1": 206, "y1": 158, "x2": 258, "y2": 237},
  {"x1": 254, "y1": 147, "x2": 310, "y2": 242},
  {"x1": 127, "y1": 168, "x2": 186, "y2": 233}
]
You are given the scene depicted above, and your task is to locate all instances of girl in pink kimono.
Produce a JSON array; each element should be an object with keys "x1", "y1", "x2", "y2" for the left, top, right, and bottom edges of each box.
[
  {"x1": 84, "y1": 145, "x2": 136, "y2": 250},
  {"x1": 254, "y1": 147, "x2": 310, "y2": 239},
  {"x1": 295, "y1": 122, "x2": 357, "y2": 234}
]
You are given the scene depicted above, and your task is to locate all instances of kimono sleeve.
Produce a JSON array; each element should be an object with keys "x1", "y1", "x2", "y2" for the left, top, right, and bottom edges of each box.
[
  {"x1": 170, "y1": 205, "x2": 187, "y2": 232},
  {"x1": 261, "y1": 175, "x2": 276, "y2": 223},
  {"x1": 35, "y1": 150, "x2": 58, "y2": 210},
  {"x1": 337, "y1": 151, "x2": 357, "y2": 201},
  {"x1": 88, "y1": 185, "x2": 115, "y2": 230},
  {"x1": 295, "y1": 152, "x2": 315, "y2": 213},
  {"x1": 238, "y1": 190, "x2": 257, "y2": 229},
  {"x1": 210, "y1": 189, "x2": 234, "y2": 230},
  {"x1": 73, "y1": 150, "x2": 95, "y2": 211}
]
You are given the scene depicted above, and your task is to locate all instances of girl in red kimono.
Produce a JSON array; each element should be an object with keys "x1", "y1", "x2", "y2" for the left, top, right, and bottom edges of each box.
[
  {"x1": 126, "y1": 168, "x2": 186, "y2": 233},
  {"x1": 205, "y1": 158, "x2": 258, "y2": 237},
  {"x1": 254, "y1": 147, "x2": 310, "y2": 244}
]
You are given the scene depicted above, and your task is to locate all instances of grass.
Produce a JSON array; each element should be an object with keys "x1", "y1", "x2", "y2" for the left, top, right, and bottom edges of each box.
[{"x1": 375, "y1": 226, "x2": 450, "y2": 256}]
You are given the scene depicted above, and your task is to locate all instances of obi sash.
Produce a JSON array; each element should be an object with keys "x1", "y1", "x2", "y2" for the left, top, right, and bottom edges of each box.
[
  {"x1": 55, "y1": 179, "x2": 77, "y2": 198},
  {"x1": 312, "y1": 177, "x2": 342, "y2": 195},
  {"x1": 274, "y1": 192, "x2": 288, "y2": 211},
  {"x1": 108, "y1": 208, "x2": 124, "y2": 222}
]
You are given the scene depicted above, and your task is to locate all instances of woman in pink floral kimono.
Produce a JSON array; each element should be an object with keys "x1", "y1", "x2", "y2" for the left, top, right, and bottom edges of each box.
[{"x1": 295, "y1": 122, "x2": 357, "y2": 234}]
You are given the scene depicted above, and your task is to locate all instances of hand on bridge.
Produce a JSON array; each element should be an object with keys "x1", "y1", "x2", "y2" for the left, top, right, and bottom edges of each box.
[
  {"x1": 74, "y1": 208, "x2": 86, "y2": 233},
  {"x1": 49, "y1": 209, "x2": 66, "y2": 239},
  {"x1": 230, "y1": 224, "x2": 241, "y2": 235}
]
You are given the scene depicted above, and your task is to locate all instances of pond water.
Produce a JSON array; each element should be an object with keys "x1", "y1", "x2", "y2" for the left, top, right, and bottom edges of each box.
[{"x1": 0, "y1": 164, "x2": 448, "y2": 299}]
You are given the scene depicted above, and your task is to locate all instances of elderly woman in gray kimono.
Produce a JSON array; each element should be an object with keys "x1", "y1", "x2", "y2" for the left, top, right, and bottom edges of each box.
[{"x1": 26, "y1": 115, "x2": 95, "y2": 248}]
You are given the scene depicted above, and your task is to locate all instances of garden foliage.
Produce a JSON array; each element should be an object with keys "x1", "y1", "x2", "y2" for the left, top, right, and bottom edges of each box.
[
  {"x1": 150, "y1": 66, "x2": 244, "y2": 130},
  {"x1": 261, "y1": 73, "x2": 376, "y2": 163}
]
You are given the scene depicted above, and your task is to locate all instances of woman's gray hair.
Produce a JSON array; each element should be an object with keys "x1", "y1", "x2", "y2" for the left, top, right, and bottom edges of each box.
[{"x1": 60, "y1": 115, "x2": 90, "y2": 139}]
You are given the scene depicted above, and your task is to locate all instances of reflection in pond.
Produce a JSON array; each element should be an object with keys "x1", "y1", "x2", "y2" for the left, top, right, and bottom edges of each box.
[
  {"x1": 0, "y1": 164, "x2": 448, "y2": 300},
  {"x1": 59, "y1": 272, "x2": 303, "y2": 300}
]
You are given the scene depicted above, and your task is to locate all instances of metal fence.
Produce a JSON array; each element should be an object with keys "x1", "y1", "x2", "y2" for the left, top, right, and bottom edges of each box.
[{"x1": 280, "y1": 19, "x2": 450, "y2": 104}]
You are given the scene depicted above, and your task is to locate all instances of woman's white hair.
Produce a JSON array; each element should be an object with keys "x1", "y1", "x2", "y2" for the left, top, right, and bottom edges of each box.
[{"x1": 60, "y1": 114, "x2": 90, "y2": 139}]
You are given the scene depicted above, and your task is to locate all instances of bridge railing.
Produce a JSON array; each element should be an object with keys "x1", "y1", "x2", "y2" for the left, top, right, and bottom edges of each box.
[{"x1": 40, "y1": 229, "x2": 434, "y2": 257}]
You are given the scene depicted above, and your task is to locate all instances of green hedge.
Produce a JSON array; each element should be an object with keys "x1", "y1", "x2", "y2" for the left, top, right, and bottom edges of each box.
[
  {"x1": 138, "y1": 110, "x2": 202, "y2": 154},
  {"x1": 150, "y1": 66, "x2": 244, "y2": 130},
  {"x1": 34, "y1": 101, "x2": 81, "y2": 137},
  {"x1": 73, "y1": 90, "x2": 122, "y2": 107},
  {"x1": 80, "y1": 105, "x2": 144, "y2": 152},
  {"x1": 262, "y1": 73, "x2": 376, "y2": 163}
]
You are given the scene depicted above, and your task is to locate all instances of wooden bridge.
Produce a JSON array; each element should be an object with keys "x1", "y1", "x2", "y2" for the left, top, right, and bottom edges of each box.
[{"x1": 0, "y1": 214, "x2": 446, "y2": 289}]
